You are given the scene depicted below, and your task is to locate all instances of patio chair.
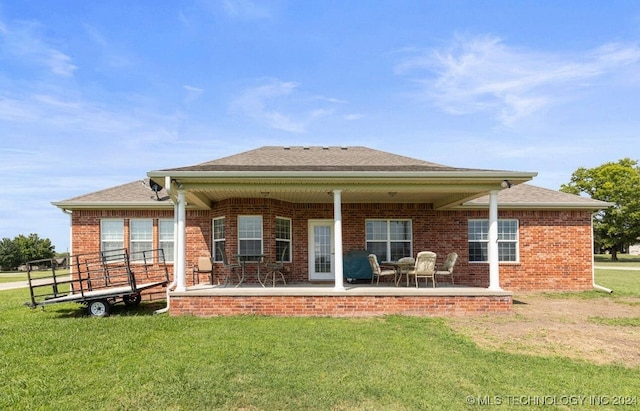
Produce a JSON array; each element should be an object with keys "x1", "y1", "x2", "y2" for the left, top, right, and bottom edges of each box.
[
  {"x1": 408, "y1": 251, "x2": 437, "y2": 288},
  {"x1": 218, "y1": 247, "x2": 241, "y2": 287},
  {"x1": 368, "y1": 254, "x2": 397, "y2": 285},
  {"x1": 263, "y1": 245, "x2": 288, "y2": 287},
  {"x1": 192, "y1": 256, "x2": 213, "y2": 285},
  {"x1": 434, "y1": 252, "x2": 458, "y2": 286}
]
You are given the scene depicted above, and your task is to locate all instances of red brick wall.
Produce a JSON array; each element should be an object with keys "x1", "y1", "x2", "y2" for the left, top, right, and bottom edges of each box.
[
  {"x1": 70, "y1": 202, "x2": 595, "y2": 292},
  {"x1": 170, "y1": 294, "x2": 513, "y2": 317}
]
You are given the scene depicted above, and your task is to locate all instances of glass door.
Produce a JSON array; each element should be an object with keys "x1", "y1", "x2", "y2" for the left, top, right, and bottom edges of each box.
[{"x1": 308, "y1": 220, "x2": 334, "y2": 281}]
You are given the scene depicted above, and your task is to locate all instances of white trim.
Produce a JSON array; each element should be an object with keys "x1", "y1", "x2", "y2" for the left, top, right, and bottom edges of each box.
[
  {"x1": 175, "y1": 190, "x2": 186, "y2": 292},
  {"x1": 333, "y1": 190, "x2": 345, "y2": 291},
  {"x1": 488, "y1": 190, "x2": 502, "y2": 291}
]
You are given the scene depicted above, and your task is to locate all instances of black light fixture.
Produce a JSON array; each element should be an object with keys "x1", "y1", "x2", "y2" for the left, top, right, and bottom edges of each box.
[{"x1": 501, "y1": 179, "x2": 513, "y2": 189}]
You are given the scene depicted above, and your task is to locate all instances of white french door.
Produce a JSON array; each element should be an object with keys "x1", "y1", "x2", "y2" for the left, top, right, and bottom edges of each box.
[{"x1": 308, "y1": 220, "x2": 334, "y2": 281}]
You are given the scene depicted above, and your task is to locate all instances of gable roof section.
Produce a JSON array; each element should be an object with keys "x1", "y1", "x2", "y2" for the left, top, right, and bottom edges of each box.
[
  {"x1": 460, "y1": 184, "x2": 611, "y2": 210},
  {"x1": 52, "y1": 179, "x2": 173, "y2": 210}
]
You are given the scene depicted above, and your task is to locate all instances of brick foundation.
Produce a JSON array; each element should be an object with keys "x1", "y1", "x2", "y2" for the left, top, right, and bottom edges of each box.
[{"x1": 169, "y1": 288, "x2": 513, "y2": 317}]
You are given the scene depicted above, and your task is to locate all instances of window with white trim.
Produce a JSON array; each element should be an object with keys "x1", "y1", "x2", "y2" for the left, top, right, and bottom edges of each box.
[
  {"x1": 100, "y1": 219, "x2": 124, "y2": 253},
  {"x1": 468, "y1": 219, "x2": 519, "y2": 262},
  {"x1": 366, "y1": 219, "x2": 412, "y2": 262},
  {"x1": 275, "y1": 217, "x2": 291, "y2": 262},
  {"x1": 158, "y1": 219, "x2": 174, "y2": 262},
  {"x1": 212, "y1": 217, "x2": 225, "y2": 262},
  {"x1": 130, "y1": 219, "x2": 153, "y2": 261},
  {"x1": 238, "y1": 216, "x2": 262, "y2": 260}
]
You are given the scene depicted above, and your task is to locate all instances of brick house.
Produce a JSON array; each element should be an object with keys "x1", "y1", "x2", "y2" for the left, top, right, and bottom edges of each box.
[{"x1": 53, "y1": 146, "x2": 609, "y2": 316}]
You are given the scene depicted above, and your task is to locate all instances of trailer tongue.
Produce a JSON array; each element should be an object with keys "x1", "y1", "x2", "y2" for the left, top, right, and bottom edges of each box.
[{"x1": 25, "y1": 248, "x2": 170, "y2": 317}]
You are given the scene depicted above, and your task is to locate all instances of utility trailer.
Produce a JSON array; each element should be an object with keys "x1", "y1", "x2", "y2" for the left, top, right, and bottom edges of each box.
[{"x1": 25, "y1": 248, "x2": 170, "y2": 317}]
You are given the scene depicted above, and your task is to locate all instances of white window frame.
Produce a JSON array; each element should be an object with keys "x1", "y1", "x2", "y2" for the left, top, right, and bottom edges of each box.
[
  {"x1": 158, "y1": 219, "x2": 174, "y2": 262},
  {"x1": 275, "y1": 217, "x2": 292, "y2": 262},
  {"x1": 468, "y1": 219, "x2": 519, "y2": 263},
  {"x1": 238, "y1": 215, "x2": 263, "y2": 258},
  {"x1": 130, "y1": 219, "x2": 153, "y2": 262},
  {"x1": 100, "y1": 219, "x2": 124, "y2": 253},
  {"x1": 365, "y1": 219, "x2": 412, "y2": 262},
  {"x1": 212, "y1": 217, "x2": 226, "y2": 262}
]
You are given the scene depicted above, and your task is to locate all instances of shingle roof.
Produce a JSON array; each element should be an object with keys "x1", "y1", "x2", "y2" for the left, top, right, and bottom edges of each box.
[
  {"x1": 55, "y1": 146, "x2": 608, "y2": 210},
  {"x1": 158, "y1": 146, "x2": 496, "y2": 173},
  {"x1": 52, "y1": 179, "x2": 172, "y2": 208},
  {"x1": 464, "y1": 184, "x2": 611, "y2": 209}
]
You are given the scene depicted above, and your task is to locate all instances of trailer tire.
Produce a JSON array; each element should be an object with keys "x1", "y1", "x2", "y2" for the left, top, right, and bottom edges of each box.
[
  {"x1": 123, "y1": 293, "x2": 142, "y2": 306},
  {"x1": 88, "y1": 299, "x2": 110, "y2": 317}
]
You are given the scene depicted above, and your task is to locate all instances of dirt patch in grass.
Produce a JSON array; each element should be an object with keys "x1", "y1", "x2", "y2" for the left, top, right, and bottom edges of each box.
[{"x1": 448, "y1": 294, "x2": 640, "y2": 367}]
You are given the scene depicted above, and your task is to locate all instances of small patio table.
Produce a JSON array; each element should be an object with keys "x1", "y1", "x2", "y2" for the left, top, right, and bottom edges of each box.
[
  {"x1": 233, "y1": 254, "x2": 265, "y2": 287},
  {"x1": 382, "y1": 261, "x2": 415, "y2": 287}
]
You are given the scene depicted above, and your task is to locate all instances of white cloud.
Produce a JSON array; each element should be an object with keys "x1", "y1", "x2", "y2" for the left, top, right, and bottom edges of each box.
[
  {"x1": 221, "y1": 0, "x2": 272, "y2": 19},
  {"x1": 396, "y1": 34, "x2": 640, "y2": 126},
  {"x1": 0, "y1": 19, "x2": 77, "y2": 76},
  {"x1": 231, "y1": 78, "x2": 339, "y2": 133},
  {"x1": 344, "y1": 113, "x2": 364, "y2": 121},
  {"x1": 183, "y1": 85, "x2": 204, "y2": 103}
]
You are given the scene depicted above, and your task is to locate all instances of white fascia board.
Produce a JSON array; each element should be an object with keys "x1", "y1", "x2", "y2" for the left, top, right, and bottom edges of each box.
[
  {"x1": 455, "y1": 202, "x2": 613, "y2": 210},
  {"x1": 147, "y1": 170, "x2": 538, "y2": 181},
  {"x1": 51, "y1": 201, "x2": 174, "y2": 210}
]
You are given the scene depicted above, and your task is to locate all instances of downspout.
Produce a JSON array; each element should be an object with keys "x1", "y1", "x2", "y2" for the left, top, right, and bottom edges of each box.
[
  {"x1": 591, "y1": 212, "x2": 613, "y2": 293},
  {"x1": 155, "y1": 177, "x2": 179, "y2": 314}
]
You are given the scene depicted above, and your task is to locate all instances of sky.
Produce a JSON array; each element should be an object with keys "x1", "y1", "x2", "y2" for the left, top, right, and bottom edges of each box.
[{"x1": 2, "y1": 0, "x2": 640, "y2": 252}]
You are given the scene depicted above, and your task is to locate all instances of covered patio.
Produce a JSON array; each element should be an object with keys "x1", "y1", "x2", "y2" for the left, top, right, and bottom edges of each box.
[{"x1": 142, "y1": 146, "x2": 536, "y2": 316}]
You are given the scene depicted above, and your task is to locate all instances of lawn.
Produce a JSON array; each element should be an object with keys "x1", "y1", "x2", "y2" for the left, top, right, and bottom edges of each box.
[
  {"x1": 0, "y1": 269, "x2": 68, "y2": 283},
  {"x1": 595, "y1": 253, "x2": 640, "y2": 266},
  {"x1": 0, "y1": 267, "x2": 639, "y2": 410}
]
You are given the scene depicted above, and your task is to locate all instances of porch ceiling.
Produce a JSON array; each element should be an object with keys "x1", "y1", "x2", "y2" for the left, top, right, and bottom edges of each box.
[{"x1": 169, "y1": 174, "x2": 534, "y2": 210}]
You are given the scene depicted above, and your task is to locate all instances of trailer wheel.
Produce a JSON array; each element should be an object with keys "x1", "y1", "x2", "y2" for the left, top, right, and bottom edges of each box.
[
  {"x1": 123, "y1": 293, "x2": 142, "y2": 306},
  {"x1": 88, "y1": 299, "x2": 110, "y2": 317}
]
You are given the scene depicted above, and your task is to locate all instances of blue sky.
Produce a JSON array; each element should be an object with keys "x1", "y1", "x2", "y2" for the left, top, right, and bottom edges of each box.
[{"x1": 2, "y1": 1, "x2": 640, "y2": 252}]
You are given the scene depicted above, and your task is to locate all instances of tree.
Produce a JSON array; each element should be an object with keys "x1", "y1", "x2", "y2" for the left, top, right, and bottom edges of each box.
[
  {"x1": 14, "y1": 233, "x2": 55, "y2": 263},
  {"x1": 561, "y1": 158, "x2": 640, "y2": 260},
  {"x1": 0, "y1": 238, "x2": 22, "y2": 271},
  {"x1": 0, "y1": 234, "x2": 56, "y2": 270}
]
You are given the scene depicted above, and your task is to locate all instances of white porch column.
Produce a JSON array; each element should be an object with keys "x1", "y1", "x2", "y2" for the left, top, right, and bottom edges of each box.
[
  {"x1": 175, "y1": 189, "x2": 187, "y2": 292},
  {"x1": 333, "y1": 189, "x2": 345, "y2": 291},
  {"x1": 488, "y1": 190, "x2": 502, "y2": 291}
]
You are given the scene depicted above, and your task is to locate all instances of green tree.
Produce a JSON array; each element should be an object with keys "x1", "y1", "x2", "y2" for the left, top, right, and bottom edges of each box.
[
  {"x1": 561, "y1": 158, "x2": 640, "y2": 260},
  {"x1": 0, "y1": 238, "x2": 22, "y2": 271},
  {"x1": 0, "y1": 234, "x2": 56, "y2": 270},
  {"x1": 14, "y1": 233, "x2": 55, "y2": 264}
]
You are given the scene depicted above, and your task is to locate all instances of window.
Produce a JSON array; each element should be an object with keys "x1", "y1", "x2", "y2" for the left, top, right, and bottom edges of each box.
[
  {"x1": 130, "y1": 219, "x2": 153, "y2": 261},
  {"x1": 158, "y1": 219, "x2": 174, "y2": 262},
  {"x1": 468, "y1": 219, "x2": 519, "y2": 262},
  {"x1": 366, "y1": 219, "x2": 412, "y2": 262},
  {"x1": 238, "y1": 216, "x2": 262, "y2": 260},
  {"x1": 101, "y1": 219, "x2": 124, "y2": 253},
  {"x1": 275, "y1": 217, "x2": 291, "y2": 262},
  {"x1": 212, "y1": 217, "x2": 225, "y2": 262}
]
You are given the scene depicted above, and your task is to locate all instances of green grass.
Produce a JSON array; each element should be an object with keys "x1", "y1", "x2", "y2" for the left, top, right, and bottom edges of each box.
[
  {"x1": 0, "y1": 269, "x2": 68, "y2": 283},
  {"x1": 1, "y1": 287, "x2": 639, "y2": 410},
  {"x1": 589, "y1": 316, "x2": 640, "y2": 326},
  {"x1": 595, "y1": 253, "x2": 640, "y2": 266}
]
